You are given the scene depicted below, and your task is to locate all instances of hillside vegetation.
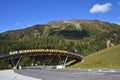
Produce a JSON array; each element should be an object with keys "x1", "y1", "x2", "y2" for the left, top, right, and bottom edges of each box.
[
  {"x1": 0, "y1": 20, "x2": 120, "y2": 40},
  {"x1": 70, "y1": 45, "x2": 120, "y2": 69},
  {"x1": 0, "y1": 19, "x2": 120, "y2": 55},
  {"x1": 0, "y1": 19, "x2": 120, "y2": 69}
]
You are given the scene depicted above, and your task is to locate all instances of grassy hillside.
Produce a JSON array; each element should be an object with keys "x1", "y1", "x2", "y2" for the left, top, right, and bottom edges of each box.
[
  {"x1": 69, "y1": 45, "x2": 120, "y2": 69},
  {"x1": 0, "y1": 19, "x2": 120, "y2": 41}
]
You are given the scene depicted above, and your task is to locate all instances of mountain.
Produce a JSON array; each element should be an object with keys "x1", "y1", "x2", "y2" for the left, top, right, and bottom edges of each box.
[
  {"x1": 0, "y1": 19, "x2": 120, "y2": 69},
  {"x1": 0, "y1": 19, "x2": 120, "y2": 55},
  {"x1": 69, "y1": 44, "x2": 120, "y2": 69},
  {"x1": 0, "y1": 19, "x2": 120, "y2": 40}
]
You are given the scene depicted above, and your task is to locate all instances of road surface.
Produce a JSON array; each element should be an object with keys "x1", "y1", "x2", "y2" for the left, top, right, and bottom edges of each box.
[
  {"x1": 15, "y1": 68, "x2": 120, "y2": 80},
  {"x1": 0, "y1": 70, "x2": 41, "y2": 80}
]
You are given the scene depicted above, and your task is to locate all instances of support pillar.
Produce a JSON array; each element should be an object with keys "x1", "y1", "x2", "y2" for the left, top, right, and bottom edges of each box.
[
  {"x1": 63, "y1": 56, "x2": 68, "y2": 66},
  {"x1": 58, "y1": 55, "x2": 64, "y2": 65},
  {"x1": 58, "y1": 55, "x2": 68, "y2": 66},
  {"x1": 10, "y1": 56, "x2": 22, "y2": 69}
]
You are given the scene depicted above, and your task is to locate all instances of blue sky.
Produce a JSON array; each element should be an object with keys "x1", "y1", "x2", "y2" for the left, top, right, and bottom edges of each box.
[{"x1": 0, "y1": 0, "x2": 120, "y2": 33}]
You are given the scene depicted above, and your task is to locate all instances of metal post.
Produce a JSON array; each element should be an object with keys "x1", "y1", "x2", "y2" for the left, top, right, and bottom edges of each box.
[
  {"x1": 10, "y1": 59, "x2": 15, "y2": 67},
  {"x1": 11, "y1": 56, "x2": 22, "y2": 69},
  {"x1": 58, "y1": 55, "x2": 63, "y2": 65},
  {"x1": 63, "y1": 56, "x2": 68, "y2": 66},
  {"x1": 15, "y1": 56, "x2": 22, "y2": 68}
]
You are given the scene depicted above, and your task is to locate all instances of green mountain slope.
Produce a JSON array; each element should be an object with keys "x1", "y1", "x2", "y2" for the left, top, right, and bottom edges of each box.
[
  {"x1": 0, "y1": 19, "x2": 120, "y2": 69},
  {"x1": 0, "y1": 19, "x2": 120, "y2": 56},
  {"x1": 0, "y1": 19, "x2": 120, "y2": 40},
  {"x1": 70, "y1": 45, "x2": 120, "y2": 69}
]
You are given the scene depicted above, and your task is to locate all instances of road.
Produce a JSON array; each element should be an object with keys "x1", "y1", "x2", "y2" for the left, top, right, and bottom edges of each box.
[
  {"x1": 0, "y1": 70, "x2": 41, "y2": 80},
  {"x1": 15, "y1": 68, "x2": 120, "y2": 80}
]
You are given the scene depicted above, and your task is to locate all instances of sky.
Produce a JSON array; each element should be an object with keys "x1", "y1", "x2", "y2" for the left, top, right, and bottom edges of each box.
[{"x1": 0, "y1": 0, "x2": 120, "y2": 33}]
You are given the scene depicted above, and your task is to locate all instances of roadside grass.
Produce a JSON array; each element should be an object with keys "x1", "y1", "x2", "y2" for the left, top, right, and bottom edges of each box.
[{"x1": 68, "y1": 45, "x2": 120, "y2": 69}]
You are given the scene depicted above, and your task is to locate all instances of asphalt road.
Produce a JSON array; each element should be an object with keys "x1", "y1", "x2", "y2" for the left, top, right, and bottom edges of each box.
[{"x1": 15, "y1": 67, "x2": 120, "y2": 80}]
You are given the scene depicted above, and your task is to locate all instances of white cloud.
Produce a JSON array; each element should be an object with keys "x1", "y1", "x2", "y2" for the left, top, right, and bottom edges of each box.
[
  {"x1": 115, "y1": 22, "x2": 120, "y2": 25},
  {"x1": 90, "y1": 3, "x2": 112, "y2": 14},
  {"x1": 117, "y1": 22, "x2": 120, "y2": 25},
  {"x1": 118, "y1": 1, "x2": 120, "y2": 5},
  {"x1": 117, "y1": 23, "x2": 120, "y2": 25},
  {"x1": 27, "y1": 24, "x2": 33, "y2": 27},
  {"x1": 15, "y1": 22, "x2": 20, "y2": 26}
]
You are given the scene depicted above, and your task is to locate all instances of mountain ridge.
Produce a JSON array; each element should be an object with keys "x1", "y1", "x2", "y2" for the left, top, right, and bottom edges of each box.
[{"x1": 0, "y1": 19, "x2": 120, "y2": 41}]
